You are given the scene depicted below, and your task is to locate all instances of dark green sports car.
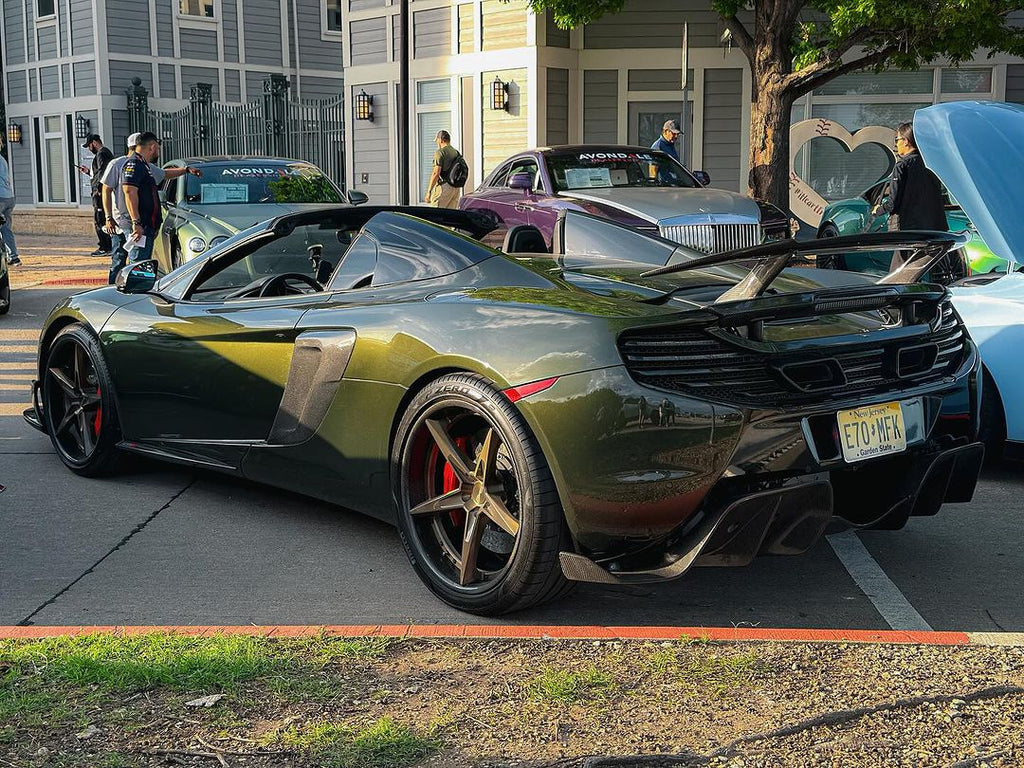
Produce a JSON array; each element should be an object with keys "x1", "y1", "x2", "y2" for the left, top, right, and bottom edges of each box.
[{"x1": 24, "y1": 207, "x2": 984, "y2": 614}]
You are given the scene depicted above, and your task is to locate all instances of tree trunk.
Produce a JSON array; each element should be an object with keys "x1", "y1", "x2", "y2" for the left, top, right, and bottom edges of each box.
[{"x1": 748, "y1": 60, "x2": 795, "y2": 211}]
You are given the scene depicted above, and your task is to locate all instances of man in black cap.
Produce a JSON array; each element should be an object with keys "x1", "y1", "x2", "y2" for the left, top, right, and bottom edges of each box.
[
  {"x1": 77, "y1": 134, "x2": 115, "y2": 256},
  {"x1": 651, "y1": 120, "x2": 681, "y2": 162}
]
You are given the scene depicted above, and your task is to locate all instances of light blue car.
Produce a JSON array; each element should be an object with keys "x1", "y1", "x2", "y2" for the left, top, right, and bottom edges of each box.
[{"x1": 915, "y1": 102, "x2": 1024, "y2": 459}]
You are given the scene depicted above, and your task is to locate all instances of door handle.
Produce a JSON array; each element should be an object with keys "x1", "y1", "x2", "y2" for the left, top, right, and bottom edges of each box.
[{"x1": 514, "y1": 202, "x2": 534, "y2": 213}]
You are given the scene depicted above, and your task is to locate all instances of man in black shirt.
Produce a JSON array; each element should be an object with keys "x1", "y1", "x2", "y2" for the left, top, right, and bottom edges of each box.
[
  {"x1": 78, "y1": 134, "x2": 115, "y2": 256},
  {"x1": 874, "y1": 121, "x2": 947, "y2": 270},
  {"x1": 121, "y1": 132, "x2": 163, "y2": 265}
]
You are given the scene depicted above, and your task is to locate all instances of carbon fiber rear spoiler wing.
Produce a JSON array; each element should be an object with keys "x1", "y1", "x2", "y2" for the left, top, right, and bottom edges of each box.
[{"x1": 640, "y1": 231, "x2": 968, "y2": 304}]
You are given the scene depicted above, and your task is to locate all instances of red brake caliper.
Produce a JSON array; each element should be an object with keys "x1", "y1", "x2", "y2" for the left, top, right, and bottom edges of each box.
[
  {"x1": 441, "y1": 437, "x2": 468, "y2": 525},
  {"x1": 93, "y1": 388, "x2": 102, "y2": 437}
]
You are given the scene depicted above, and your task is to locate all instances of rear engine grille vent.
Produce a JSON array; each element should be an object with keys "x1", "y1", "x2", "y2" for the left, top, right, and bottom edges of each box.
[{"x1": 618, "y1": 301, "x2": 967, "y2": 407}]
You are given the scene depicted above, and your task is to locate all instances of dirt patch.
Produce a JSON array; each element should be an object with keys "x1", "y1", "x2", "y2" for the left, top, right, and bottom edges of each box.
[{"x1": 1, "y1": 635, "x2": 1022, "y2": 767}]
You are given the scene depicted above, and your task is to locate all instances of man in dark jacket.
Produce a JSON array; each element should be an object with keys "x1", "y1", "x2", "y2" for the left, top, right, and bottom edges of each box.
[
  {"x1": 873, "y1": 121, "x2": 947, "y2": 271},
  {"x1": 78, "y1": 134, "x2": 115, "y2": 256}
]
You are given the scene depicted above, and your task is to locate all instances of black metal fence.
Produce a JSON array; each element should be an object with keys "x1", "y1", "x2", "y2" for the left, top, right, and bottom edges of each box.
[{"x1": 126, "y1": 75, "x2": 346, "y2": 190}]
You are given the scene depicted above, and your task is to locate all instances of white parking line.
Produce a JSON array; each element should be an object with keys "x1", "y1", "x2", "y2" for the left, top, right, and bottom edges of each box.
[{"x1": 827, "y1": 530, "x2": 933, "y2": 632}]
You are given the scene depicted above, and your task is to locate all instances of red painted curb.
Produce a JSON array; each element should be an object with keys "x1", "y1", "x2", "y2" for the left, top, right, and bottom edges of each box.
[
  {"x1": 0, "y1": 625, "x2": 973, "y2": 645},
  {"x1": 40, "y1": 277, "x2": 107, "y2": 287}
]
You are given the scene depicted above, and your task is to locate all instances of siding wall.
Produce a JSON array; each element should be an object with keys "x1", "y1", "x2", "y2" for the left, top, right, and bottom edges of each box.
[
  {"x1": 584, "y1": 0, "x2": 742, "y2": 48},
  {"x1": 70, "y1": 0, "x2": 93, "y2": 55},
  {"x1": 222, "y1": 0, "x2": 239, "y2": 62},
  {"x1": 225, "y1": 69, "x2": 242, "y2": 101},
  {"x1": 458, "y1": 3, "x2": 474, "y2": 53},
  {"x1": 351, "y1": 17, "x2": 388, "y2": 65},
  {"x1": 545, "y1": 12, "x2": 569, "y2": 48},
  {"x1": 109, "y1": 60, "x2": 153, "y2": 96},
  {"x1": 6, "y1": 71, "x2": 28, "y2": 103},
  {"x1": 546, "y1": 67, "x2": 569, "y2": 145},
  {"x1": 1008, "y1": 64, "x2": 1024, "y2": 104},
  {"x1": 180, "y1": 28, "x2": 220, "y2": 61},
  {"x1": 701, "y1": 68, "x2": 743, "y2": 192},
  {"x1": 481, "y1": 67, "x2": 528, "y2": 175},
  {"x1": 155, "y1": 0, "x2": 174, "y2": 56},
  {"x1": 629, "y1": 68, "x2": 684, "y2": 90},
  {"x1": 181, "y1": 67, "x2": 222, "y2": 100},
  {"x1": 159, "y1": 64, "x2": 177, "y2": 99},
  {"x1": 106, "y1": 0, "x2": 152, "y2": 55},
  {"x1": 39, "y1": 65, "x2": 59, "y2": 100},
  {"x1": 351, "y1": 81, "x2": 391, "y2": 203},
  {"x1": 245, "y1": 0, "x2": 284, "y2": 65},
  {"x1": 297, "y1": 0, "x2": 342, "y2": 71},
  {"x1": 414, "y1": 7, "x2": 450, "y2": 59},
  {"x1": 481, "y1": 0, "x2": 526, "y2": 51},
  {"x1": 3, "y1": 0, "x2": 25, "y2": 65},
  {"x1": 11, "y1": 134, "x2": 34, "y2": 204},
  {"x1": 583, "y1": 70, "x2": 617, "y2": 143},
  {"x1": 73, "y1": 61, "x2": 96, "y2": 96}
]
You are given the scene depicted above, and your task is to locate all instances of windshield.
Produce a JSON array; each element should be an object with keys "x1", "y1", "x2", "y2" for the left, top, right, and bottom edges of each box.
[
  {"x1": 546, "y1": 150, "x2": 699, "y2": 192},
  {"x1": 183, "y1": 163, "x2": 344, "y2": 205}
]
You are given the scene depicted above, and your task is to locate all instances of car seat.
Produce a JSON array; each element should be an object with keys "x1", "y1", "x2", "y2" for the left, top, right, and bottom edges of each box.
[{"x1": 503, "y1": 225, "x2": 548, "y2": 254}]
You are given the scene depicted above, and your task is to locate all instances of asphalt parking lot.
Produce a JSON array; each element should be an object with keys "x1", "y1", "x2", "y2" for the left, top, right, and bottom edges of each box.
[{"x1": 2, "y1": 286, "x2": 1022, "y2": 631}]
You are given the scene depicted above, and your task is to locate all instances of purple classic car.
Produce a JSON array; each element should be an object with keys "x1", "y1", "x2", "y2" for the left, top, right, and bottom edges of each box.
[{"x1": 460, "y1": 145, "x2": 790, "y2": 254}]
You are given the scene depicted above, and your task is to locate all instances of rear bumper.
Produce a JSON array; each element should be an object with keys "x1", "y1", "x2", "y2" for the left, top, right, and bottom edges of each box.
[{"x1": 558, "y1": 441, "x2": 983, "y2": 584}]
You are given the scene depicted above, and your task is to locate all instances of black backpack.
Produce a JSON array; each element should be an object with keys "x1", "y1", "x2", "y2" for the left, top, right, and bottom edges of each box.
[{"x1": 444, "y1": 153, "x2": 470, "y2": 188}]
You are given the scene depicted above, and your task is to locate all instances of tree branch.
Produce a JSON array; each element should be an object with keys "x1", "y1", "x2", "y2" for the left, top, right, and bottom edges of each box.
[
  {"x1": 722, "y1": 14, "x2": 754, "y2": 61},
  {"x1": 785, "y1": 45, "x2": 898, "y2": 97}
]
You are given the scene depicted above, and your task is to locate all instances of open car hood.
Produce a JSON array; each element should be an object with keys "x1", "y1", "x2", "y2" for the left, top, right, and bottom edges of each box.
[{"x1": 914, "y1": 102, "x2": 1024, "y2": 265}]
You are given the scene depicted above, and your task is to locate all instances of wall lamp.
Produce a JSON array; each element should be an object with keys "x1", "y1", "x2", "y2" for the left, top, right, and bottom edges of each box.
[
  {"x1": 6, "y1": 123, "x2": 22, "y2": 144},
  {"x1": 355, "y1": 90, "x2": 374, "y2": 122},
  {"x1": 74, "y1": 114, "x2": 91, "y2": 140},
  {"x1": 490, "y1": 76, "x2": 509, "y2": 111}
]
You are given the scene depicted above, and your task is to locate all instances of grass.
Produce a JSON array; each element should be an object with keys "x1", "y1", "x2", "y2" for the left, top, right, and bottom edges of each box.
[
  {"x1": 526, "y1": 666, "x2": 616, "y2": 702},
  {"x1": 271, "y1": 715, "x2": 444, "y2": 768}
]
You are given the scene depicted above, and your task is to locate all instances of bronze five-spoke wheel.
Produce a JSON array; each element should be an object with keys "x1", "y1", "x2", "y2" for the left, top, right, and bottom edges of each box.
[
  {"x1": 42, "y1": 324, "x2": 122, "y2": 476},
  {"x1": 394, "y1": 373, "x2": 572, "y2": 615}
]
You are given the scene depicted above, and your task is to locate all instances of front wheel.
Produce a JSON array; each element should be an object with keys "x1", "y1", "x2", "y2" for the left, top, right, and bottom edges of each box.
[
  {"x1": 816, "y1": 223, "x2": 845, "y2": 270},
  {"x1": 393, "y1": 373, "x2": 573, "y2": 615},
  {"x1": 42, "y1": 324, "x2": 122, "y2": 476}
]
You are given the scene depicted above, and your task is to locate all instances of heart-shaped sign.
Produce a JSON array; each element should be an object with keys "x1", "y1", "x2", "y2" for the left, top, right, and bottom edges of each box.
[{"x1": 789, "y1": 118, "x2": 897, "y2": 226}]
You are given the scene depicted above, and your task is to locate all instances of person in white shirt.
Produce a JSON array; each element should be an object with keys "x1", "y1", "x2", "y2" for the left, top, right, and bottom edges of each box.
[{"x1": 0, "y1": 138, "x2": 20, "y2": 266}]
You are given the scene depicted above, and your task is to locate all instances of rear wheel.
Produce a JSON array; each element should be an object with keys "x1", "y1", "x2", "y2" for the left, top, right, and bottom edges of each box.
[
  {"x1": 816, "y1": 223, "x2": 845, "y2": 270},
  {"x1": 979, "y1": 368, "x2": 1005, "y2": 464},
  {"x1": 42, "y1": 324, "x2": 122, "y2": 476},
  {"x1": 393, "y1": 373, "x2": 573, "y2": 615},
  {"x1": 0, "y1": 271, "x2": 9, "y2": 315}
]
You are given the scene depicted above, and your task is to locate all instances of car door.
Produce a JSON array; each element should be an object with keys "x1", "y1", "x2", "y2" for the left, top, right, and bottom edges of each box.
[{"x1": 103, "y1": 222, "x2": 337, "y2": 463}]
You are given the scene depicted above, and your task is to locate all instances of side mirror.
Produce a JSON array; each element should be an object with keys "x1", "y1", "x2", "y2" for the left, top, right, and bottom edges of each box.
[
  {"x1": 508, "y1": 172, "x2": 534, "y2": 192},
  {"x1": 347, "y1": 189, "x2": 369, "y2": 206},
  {"x1": 693, "y1": 170, "x2": 711, "y2": 186},
  {"x1": 115, "y1": 260, "x2": 159, "y2": 294}
]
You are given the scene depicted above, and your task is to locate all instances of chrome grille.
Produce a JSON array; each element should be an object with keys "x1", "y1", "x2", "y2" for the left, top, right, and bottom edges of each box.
[
  {"x1": 618, "y1": 300, "x2": 968, "y2": 407},
  {"x1": 658, "y1": 223, "x2": 762, "y2": 254}
]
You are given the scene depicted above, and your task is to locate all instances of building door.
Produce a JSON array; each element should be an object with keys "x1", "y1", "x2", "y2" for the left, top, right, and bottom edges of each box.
[
  {"x1": 41, "y1": 115, "x2": 69, "y2": 204},
  {"x1": 628, "y1": 101, "x2": 691, "y2": 167},
  {"x1": 415, "y1": 79, "x2": 453, "y2": 200}
]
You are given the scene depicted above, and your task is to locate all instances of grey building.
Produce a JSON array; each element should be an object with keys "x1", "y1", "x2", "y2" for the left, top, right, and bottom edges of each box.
[{"x1": 2, "y1": 0, "x2": 344, "y2": 210}]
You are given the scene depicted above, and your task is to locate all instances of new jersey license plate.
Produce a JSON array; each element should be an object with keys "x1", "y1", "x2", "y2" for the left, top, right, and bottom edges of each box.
[{"x1": 836, "y1": 401, "x2": 907, "y2": 463}]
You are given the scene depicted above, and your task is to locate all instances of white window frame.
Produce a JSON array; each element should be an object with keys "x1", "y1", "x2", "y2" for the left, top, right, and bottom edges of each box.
[
  {"x1": 177, "y1": 0, "x2": 218, "y2": 23},
  {"x1": 322, "y1": 0, "x2": 343, "y2": 40},
  {"x1": 35, "y1": 0, "x2": 56, "y2": 20}
]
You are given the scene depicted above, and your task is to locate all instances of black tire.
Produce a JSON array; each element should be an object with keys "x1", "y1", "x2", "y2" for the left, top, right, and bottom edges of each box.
[
  {"x1": 42, "y1": 324, "x2": 122, "y2": 476},
  {"x1": 393, "y1": 372, "x2": 574, "y2": 615},
  {"x1": 979, "y1": 367, "x2": 1005, "y2": 464},
  {"x1": 0, "y1": 271, "x2": 9, "y2": 315},
  {"x1": 816, "y1": 223, "x2": 845, "y2": 270}
]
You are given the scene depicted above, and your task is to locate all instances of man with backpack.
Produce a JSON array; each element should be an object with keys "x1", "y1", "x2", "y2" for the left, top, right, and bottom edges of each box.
[{"x1": 424, "y1": 130, "x2": 468, "y2": 209}]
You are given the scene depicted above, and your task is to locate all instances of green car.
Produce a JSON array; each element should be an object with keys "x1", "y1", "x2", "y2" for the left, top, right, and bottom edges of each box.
[
  {"x1": 817, "y1": 178, "x2": 1008, "y2": 278},
  {"x1": 23, "y1": 207, "x2": 983, "y2": 614},
  {"x1": 155, "y1": 156, "x2": 367, "y2": 273}
]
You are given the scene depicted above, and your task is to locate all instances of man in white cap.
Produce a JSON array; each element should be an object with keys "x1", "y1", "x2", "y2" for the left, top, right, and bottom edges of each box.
[
  {"x1": 651, "y1": 120, "x2": 681, "y2": 162},
  {"x1": 101, "y1": 133, "x2": 199, "y2": 283}
]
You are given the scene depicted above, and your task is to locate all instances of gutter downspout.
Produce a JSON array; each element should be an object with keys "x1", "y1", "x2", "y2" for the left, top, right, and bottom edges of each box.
[
  {"x1": 397, "y1": 0, "x2": 410, "y2": 204},
  {"x1": 291, "y1": 0, "x2": 302, "y2": 99}
]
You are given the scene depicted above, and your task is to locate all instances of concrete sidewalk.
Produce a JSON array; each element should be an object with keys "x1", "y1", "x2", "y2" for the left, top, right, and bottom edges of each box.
[{"x1": 8, "y1": 233, "x2": 110, "y2": 289}]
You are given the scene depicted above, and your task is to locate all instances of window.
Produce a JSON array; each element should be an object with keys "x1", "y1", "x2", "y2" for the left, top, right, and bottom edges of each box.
[
  {"x1": 489, "y1": 162, "x2": 513, "y2": 188},
  {"x1": 42, "y1": 115, "x2": 67, "y2": 204},
  {"x1": 326, "y1": 0, "x2": 341, "y2": 31},
  {"x1": 326, "y1": 234, "x2": 377, "y2": 291},
  {"x1": 36, "y1": 0, "x2": 55, "y2": 17},
  {"x1": 180, "y1": 0, "x2": 214, "y2": 18},
  {"x1": 546, "y1": 150, "x2": 699, "y2": 192},
  {"x1": 183, "y1": 163, "x2": 344, "y2": 205}
]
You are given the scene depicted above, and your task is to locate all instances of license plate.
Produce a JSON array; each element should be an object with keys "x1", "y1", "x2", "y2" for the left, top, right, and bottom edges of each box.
[{"x1": 836, "y1": 401, "x2": 907, "y2": 463}]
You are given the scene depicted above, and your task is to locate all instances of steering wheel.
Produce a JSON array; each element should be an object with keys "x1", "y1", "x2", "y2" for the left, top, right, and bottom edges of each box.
[{"x1": 257, "y1": 272, "x2": 322, "y2": 297}]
